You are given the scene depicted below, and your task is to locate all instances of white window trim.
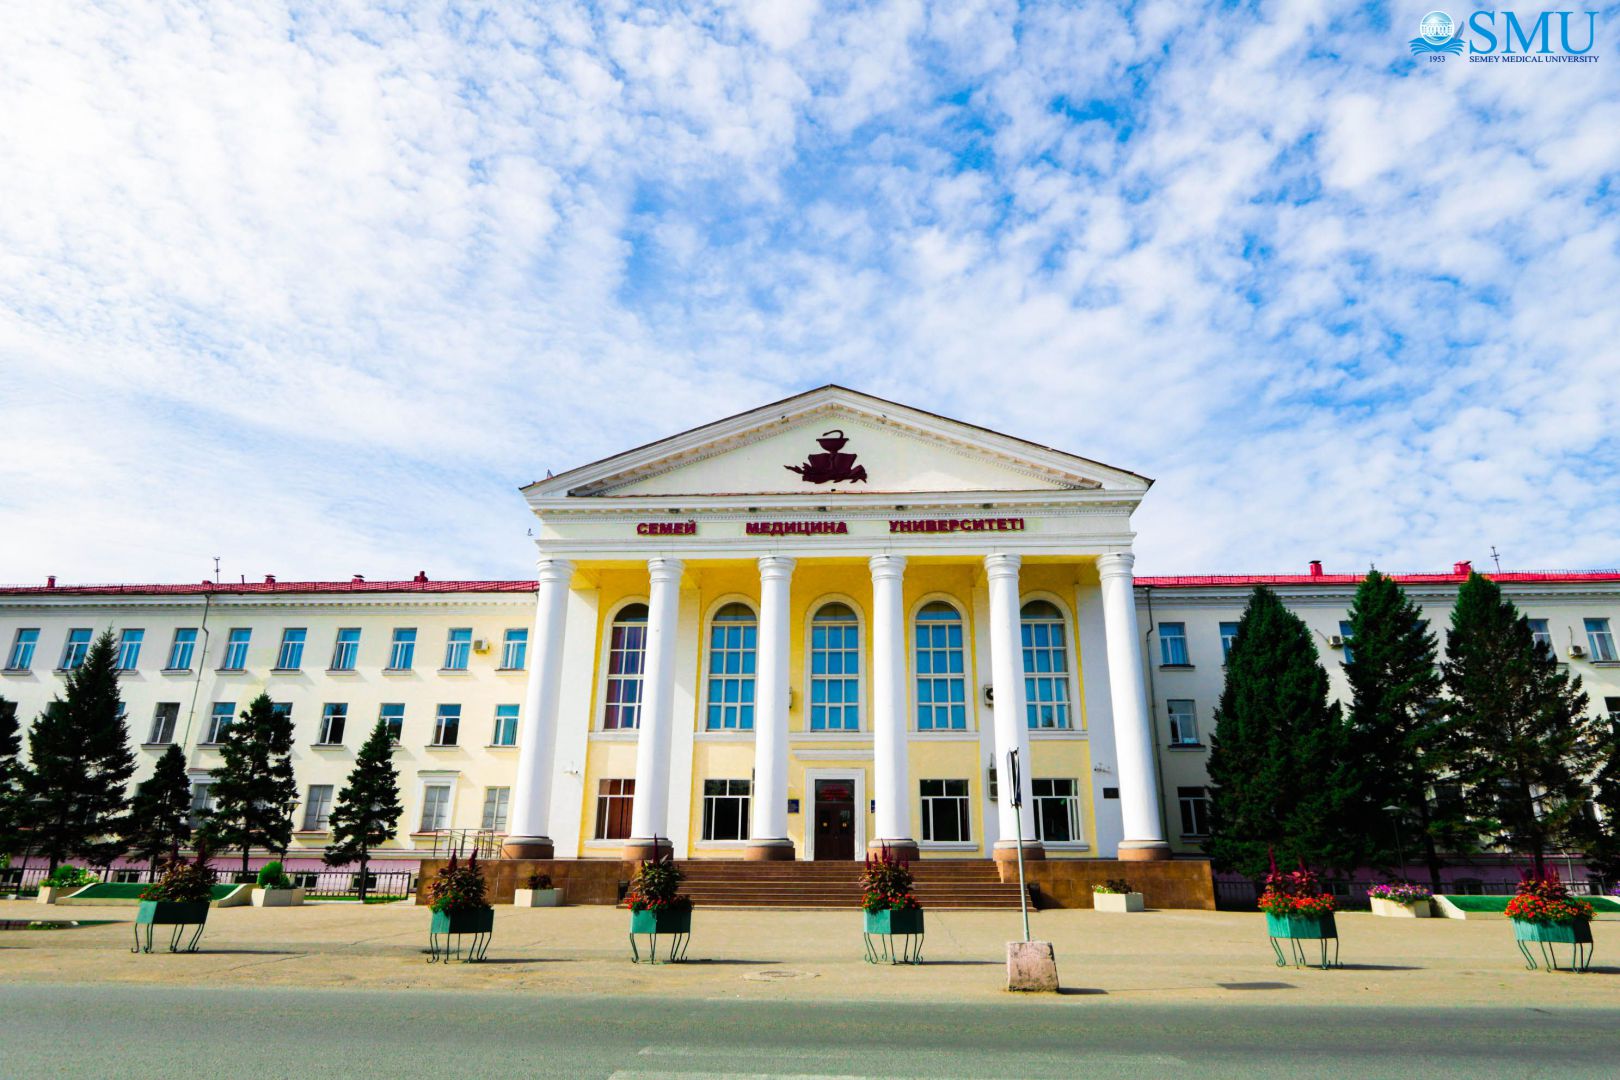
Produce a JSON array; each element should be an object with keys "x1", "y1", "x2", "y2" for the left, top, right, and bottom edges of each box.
[
  {"x1": 699, "y1": 594, "x2": 760, "y2": 734},
  {"x1": 908, "y1": 593, "x2": 975, "y2": 733},
  {"x1": 412, "y1": 772, "x2": 460, "y2": 836},
  {"x1": 803, "y1": 594, "x2": 867, "y2": 734},
  {"x1": 596, "y1": 596, "x2": 651, "y2": 732},
  {"x1": 1020, "y1": 590, "x2": 1083, "y2": 733}
]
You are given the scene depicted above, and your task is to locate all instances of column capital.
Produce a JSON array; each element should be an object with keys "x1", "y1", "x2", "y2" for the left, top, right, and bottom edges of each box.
[
  {"x1": 647, "y1": 557, "x2": 684, "y2": 584},
  {"x1": 535, "y1": 558, "x2": 574, "y2": 584},
  {"x1": 868, "y1": 553, "x2": 907, "y2": 580},
  {"x1": 983, "y1": 552, "x2": 1022, "y2": 579},
  {"x1": 758, "y1": 554, "x2": 796, "y2": 580},
  {"x1": 1097, "y1": 551, "x2": 1136, "y2": 581}
]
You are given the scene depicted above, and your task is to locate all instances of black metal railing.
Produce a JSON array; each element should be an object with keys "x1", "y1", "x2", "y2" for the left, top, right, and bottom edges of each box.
[{"x1": 2, "y1": 865, "x2": 415, "y2": 900}]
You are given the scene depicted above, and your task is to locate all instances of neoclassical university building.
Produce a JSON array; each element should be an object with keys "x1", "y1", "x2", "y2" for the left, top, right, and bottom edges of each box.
[{"x1": 4, "y1": 387, "x2": 1617, "y2": 878}]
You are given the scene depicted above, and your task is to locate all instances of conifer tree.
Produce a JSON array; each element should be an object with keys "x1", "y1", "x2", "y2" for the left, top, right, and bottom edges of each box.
[
  {"x1": 22, "y1": 631, "x2": 135, "y2": 870},
  {"x1": 1583, "y1": 730, "x2": 1620, "y2": 885},
  {"x1": 324, "y1": 718, "x2": 403, "y2": 900},
  {"x1": 1341, "y1": 571, "x2": 1460, "y2": 888},
  {"x1": 1206, "y1": 586, "x2": 1357, "y2": 878},
  {"x1": 205, "y1": 692, "x2": 297, "y2": 877},
  {"x1": 123, "y1": 744, "x2": 194, "y2": 873},
  {"x1": 1443, "y1": 572, "x2": 1605, "y2": 877},
  {"x1": 0, "y1": 696, "x2": 23, "y2": 853}
]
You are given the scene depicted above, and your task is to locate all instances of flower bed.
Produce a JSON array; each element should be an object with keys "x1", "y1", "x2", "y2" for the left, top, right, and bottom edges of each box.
[{"x1": 1368, "y1": 882, "x2": 1432, "y2": 918}]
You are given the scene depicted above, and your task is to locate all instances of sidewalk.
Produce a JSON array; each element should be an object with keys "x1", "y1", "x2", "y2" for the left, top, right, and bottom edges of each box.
[{"x1": 2, "y1": 899, "x2": 1613, "y2": 1007}]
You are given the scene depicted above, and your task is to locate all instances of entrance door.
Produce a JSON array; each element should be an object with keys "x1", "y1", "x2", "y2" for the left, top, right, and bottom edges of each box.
[{"x1": 813, "y1": 778, "x2": 856, "y2": 861}]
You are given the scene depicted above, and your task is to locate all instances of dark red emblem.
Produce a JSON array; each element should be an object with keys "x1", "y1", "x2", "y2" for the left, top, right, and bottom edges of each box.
[{"x1": 786, "y1": 429, "x2": 868, "y2": 485}]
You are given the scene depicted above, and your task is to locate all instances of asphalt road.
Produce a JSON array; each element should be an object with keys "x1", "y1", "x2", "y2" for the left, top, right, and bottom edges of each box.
[{"x1": 3, "y1": 984, "x2": 1617, "y2": 1079}]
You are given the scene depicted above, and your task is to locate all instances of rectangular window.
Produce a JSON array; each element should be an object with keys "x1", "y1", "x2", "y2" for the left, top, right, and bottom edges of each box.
[
  {"x1": 116, "y1": 629, "x2": 144, "y2": 671},
  {"x1": 329, "y1": 628, "x2": 360, "y2": 671},
  {"x1": 380, "y1": 703, "x2": 405, "y2": 743},
  {"x1": 221, "y1": 628, "x2": 251, "y2": 670},
  {"x1": 1339, "y1": 620, "x2": 1356, "y2": 664},
  {"x1": 7, "y1": 628, "x2": 39, "y2": 671},
  {"x1": 1178, "y1": 786, "x2": 1211, "y2": 837},
  {"x1": 276, "y1": 628, "x2": 307, "y2": 670},
  {"x1": 481, "y1": 786, "x2": 511, "y2": 831},
  {"x1": 810, "y1": 610, "x2": 861, "y2": 731},
  {"x1": 271, "y1": 702, "x2": 292, "y2": 721},
  {"x1": 302, "y1": 785, "x2": 334, "y2": 831},
  {"x1": 318, "y1": 703, "x2": 347, "y2": 745},
  {"x1": 1527, "y1": 619, "x2": 1552, "y2": 655},
  {"x1": 443, "y1": 628, "x2": 471, "y2": 670},
  {"x1": 1586, "y1": 618, "x2": 1617, "y2": 662},
  {"x1": 205, "y1": 701, "x2": 234, "y2": 744},
  {"x1": 1159, "y1": 622, "x2": 1189, "y2": 666},
  {"x1": 59, "y1": 628, "x2": 92, "y2": 671},
  {"x1": 433, "y1": 704, "x2": 461, "y2": 746},
  {"x1": 166, "y1": 628, "x2": 198, "y2": 671},
  {"x1": 189, "y1": 782, "x2": 215, "y2": 830},
  {"x1": 604, "y1": 615, "x2": 647, "y2": 730},
  {"x1": 914, "y1": 608, "x2": 967, "y2": 731},
  {"x1": 419, "y1": 784, "x2": 452, "y2": 832},
  {"x1": 594, "y1": 778, "x2": 635, "y2": 840},
  {"x1": 1021, "y1": 611, "x2": 1071, "y2": 730},
  {"x1": 388, "y1": 628, "x2": 416, "y2": 670},
  {"x1": 148, "y1": 702, "x2": 179, "y2": 745},
  {"x1": 1032, "y1": 778, "x2": 1081, "y2": 844},
  {"x1": 492, "y1": 704, "x2": 519, "y2": 746},
  {"x1": 705, "y1": 609, "x2": 758, "y2": 731},
  {"x1": 1605, "y1": 697, "x2": 1620, "y2": 724},
  {"x1": 919, "y1": 779, "x2": 971, "y2": 843},
  {"x1": 701, "y1": 779, "x2": 752, "y2": 841},
  {"x1": 1220, "y1": 621, "x2": 1240, "y2": 663},
  {"x1": 501, "y1": 628, "x2": 528, "y2": 670},
  {"x1": 1167, "y1": 699, "x2": 1199, "y2": 746}
]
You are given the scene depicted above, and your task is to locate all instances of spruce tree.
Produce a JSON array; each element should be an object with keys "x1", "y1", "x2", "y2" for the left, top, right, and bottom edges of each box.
[
  {"x1": 123, "y1": 744, "x2": 194, "y2": 873},
  {"x1": 205, "y1": 692, "x2": 297, "y2": 877},
  {"x1": 1443, "y1": 572, "x2": 1604, "y2": 877},
  {"x1": 0, "y1": 696, "x2": 23, "y2": 853},
  {"x1": 1341, "y1": 571, "x2": 1460, "y2": 888},
  {"x1": 1584, "y1": 728, "x2": 1620, "y2": 885},
  {"x1": 1206, "y1": 586, "x2": 1357, "y2": 878},
  {"x1": 23, "y1": 632, "x2": 135, "y2": 870},
  {"x1": 324, "y1": 718, "x2": 403, "y2": 899}
]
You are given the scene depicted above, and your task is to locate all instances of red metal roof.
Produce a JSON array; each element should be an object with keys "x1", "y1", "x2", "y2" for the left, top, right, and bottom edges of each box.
[
  {"x1": 1136, "y1": 571, "x2": 1620, "y2": 589},
  {"x1": 0, "y1": 579, "x2": 538, "y2": 597}
]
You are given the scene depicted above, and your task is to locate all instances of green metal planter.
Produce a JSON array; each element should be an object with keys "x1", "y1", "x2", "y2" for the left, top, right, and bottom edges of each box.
[
  {"x1": 1265, "y1": 912, "x2": 1339, "y2": 969},
  {"x1": 1512, "y1": 918, "x2": 1593, "y2": 972},
  {"x1": 629, "y1": 907, "x2": 691, "y2": 963},
  {"x1": 132, "y1": 900, "x2": 209, "y2": 954},
  {"x1": 863, "y1": 907, "x2": 925, "y2": 965},
  {"x1": 428, "y1": 907, "x2": 493, "y2": 963}
]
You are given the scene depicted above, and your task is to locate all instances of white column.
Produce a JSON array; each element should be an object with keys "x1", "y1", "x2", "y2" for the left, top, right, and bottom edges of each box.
[
  {"x1": 1097, "y1": 551, "x2": 1171, "y2": 860},
  {"x1": 868, "y1": 554, "x2": 916, "y2": 857},
  {"x1": 748, "y1": 555, "x2": 795, "y2": 859},
  {"x1": 503, "y1": 558, "x2": 572, "y2": 859},
  {"x1": 985, "y1": 553, "x2": 1042, "y2": 859},
  {"x1": 627, "y1": 556, "x2": 683, "y2": 859}
]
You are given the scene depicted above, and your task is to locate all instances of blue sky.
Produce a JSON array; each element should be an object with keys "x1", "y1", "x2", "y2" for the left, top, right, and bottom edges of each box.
[{"x1": 1, "y1": 1, "x2": 1617, "y2": 583}]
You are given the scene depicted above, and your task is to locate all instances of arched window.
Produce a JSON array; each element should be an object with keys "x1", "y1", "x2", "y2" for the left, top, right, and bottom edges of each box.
[
  {"x1": 603, "y1": 603, "x2": 648, "y2": 730},
  {"x1": 914, "y1": 601, "x2": 967, "y2": 730},
  {"x1": 1021, "y1": 599, "x2": 1071, "y2": 730},
  {"x1": 706, "y1": 602, "x2": 757, "y2": 730},
  {"x1": 809, "y1": 602, "x2": 860, "y2": 731}
]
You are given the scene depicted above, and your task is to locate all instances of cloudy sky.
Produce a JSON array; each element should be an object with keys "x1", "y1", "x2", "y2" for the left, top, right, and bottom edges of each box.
[{"x1": 2, "y1": 1, "x2": 1617, "y2": 584}]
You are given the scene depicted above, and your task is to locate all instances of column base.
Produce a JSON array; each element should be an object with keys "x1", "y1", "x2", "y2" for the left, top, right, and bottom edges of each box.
[
  {"x1": 743, "y1": 839, "x2": 796, "y2": 861},
  {"x1": 867, "y1": 838, "x2": 919, "y2": 861},
  {"x1": 501, "y1": 836, "x2": 554, "y2": 860},
  {"x1": 993, "y1": 840, "x2": 1046, "y2": 863},
  {"x1": 622, "y1": 838, "x2": 675, "y2": 863},
  {"x1": 1117, "y1": 840, "x2": 1173, "y2": 862}
]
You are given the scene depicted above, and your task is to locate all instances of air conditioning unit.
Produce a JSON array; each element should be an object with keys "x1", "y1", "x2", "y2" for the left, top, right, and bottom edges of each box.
[
  {"x1": 1328, "y1": 635, "x2": 1345, "y2": 649},
  {"x1": 1569, "y1": 645, "x2": 1587, "y2": 658},
  {"x1": 472, "y1": 638, "x2": 491, "y2": 654}
]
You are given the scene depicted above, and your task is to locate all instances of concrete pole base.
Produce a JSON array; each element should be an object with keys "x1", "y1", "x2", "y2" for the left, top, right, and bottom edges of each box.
[
  {"x1": 993, "y1": 840, "x2": 1046, "y2": 863},
  {"x1": 743, "y1": 840, "x2": 796, "y2": 861},
  {"x1": 501, "y1": 836, "x2": 555, "y2": 860},
  {"x1": 1006, "y1": 940, "x2": 1060, "y2": 992},
  {"x1": 866, "y1": 838, "x2": 920, "y2": 862},
  {"x1": 1117, "y1": 841, "x2": 1174, "y2": 862},
  {"x1": 622, "y1": 838, "x2": 674, "y2": 863}
]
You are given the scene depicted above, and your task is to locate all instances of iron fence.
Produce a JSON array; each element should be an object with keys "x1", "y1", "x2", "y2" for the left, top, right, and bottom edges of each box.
[
  {"x1": 1, "y1": 865, "x2": 415, "y2": 900},
  {"x1": 1215, "y1": 876, "x2": 1613, "y2": 910}
]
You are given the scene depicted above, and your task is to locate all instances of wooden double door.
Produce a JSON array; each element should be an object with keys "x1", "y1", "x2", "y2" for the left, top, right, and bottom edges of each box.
[{"x1": 812, "y1": 778, "x2": 856, "y2": 861}]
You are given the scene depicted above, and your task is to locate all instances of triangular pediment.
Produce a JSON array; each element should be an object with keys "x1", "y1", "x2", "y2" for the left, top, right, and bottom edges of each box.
[{"x1": 524, "y1": 386, "x2": 1150, "y2": 501}]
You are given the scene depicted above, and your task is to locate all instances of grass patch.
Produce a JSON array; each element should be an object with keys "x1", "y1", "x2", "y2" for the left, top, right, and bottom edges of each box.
[
  {"x1": 67, "y1": 883, "x2": 239, "y2": 901},
  {"x1": 1439, "y1": 894, "x2": 1620, "y2": 913}
]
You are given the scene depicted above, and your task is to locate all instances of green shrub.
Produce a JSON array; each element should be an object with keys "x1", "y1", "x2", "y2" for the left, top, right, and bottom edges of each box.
[
  {"x1": 256, "y1": 861, "x2": 292, "y2": 889},
  {"x1": 42, "y1": 864, "x2": 96, "y2": 889},
  {"x1": 524, "y1": 872, "x2": 553, "y2": 890},
  {"x1": 1091, "y1": 878, "x2": 1134, "y2": 895},
  {"x1": 141, "y1": 852, "x2": 217, "y2": 905}
]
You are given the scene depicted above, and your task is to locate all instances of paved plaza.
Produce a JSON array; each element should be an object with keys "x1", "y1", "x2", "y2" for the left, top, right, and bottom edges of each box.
[{"x1": 3, "y1": 899, "x2": 1616, "y2": 1008}]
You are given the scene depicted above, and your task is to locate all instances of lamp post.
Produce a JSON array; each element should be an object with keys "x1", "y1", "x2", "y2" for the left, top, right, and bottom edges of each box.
[{"x1": 1382, "y1": 804, "x2": 1407, "y2": 878}]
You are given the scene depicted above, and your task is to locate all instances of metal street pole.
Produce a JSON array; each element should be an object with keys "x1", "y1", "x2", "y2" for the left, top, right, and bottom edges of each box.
[{"x1": 1009, "y1": 748, "x2": 1029, "y2": 943}]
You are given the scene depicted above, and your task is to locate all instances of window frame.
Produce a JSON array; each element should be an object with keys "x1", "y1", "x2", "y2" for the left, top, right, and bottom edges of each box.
[
  {"x1": 275, "y1": 628, "x2": 307, "y2": 671},
  {"x1": 1339, "y1": 620, "x2": 1356, "y2": 663},
  {"x1": 919, "y1": 777, "x2": 972, "y2": 844},
  {"x1": 329, "y1": 627, "x2": 361, "y2": 671},
  {"x1": 481, "y1": 786, "x2": 511, "y2": 832},
  {"x1": 700, "y1": 778, "x2": 752, "y2": 842},
  {"x1": 491, "y1": 704, "x2": 519, "y2": 746},
  {"x1": 204, "y1": 701, "x2": 234, "y2": 745},
  {"x1": 59, "y1": 628, "x2": 92, "y2": 671},
  {"x1": 594, "y1": 778, "x2": 636, "y2": 840},
  {"x1": 1178, "y1": 786, "x2": 1211, "y2": 837},
  {"x1": 432, "y1": 704, "x2": 461, "y2": 746},
  {"x1": 1219, "y1": 621, "x2": 1240, "y2": 664},
  {"x1": 500, "y1": 628, "x2": 528, "y2": 671},
  {"x1": 220, "y1": 628, "x2": 251, "y2": 671},
  {"x1": 165, "y1": 627, "x2": 198, "y2": 672},
  {"x1": 1167, "y1": 698, "x2": 1200, "y2": 746},
  {"x1": 1032, "y1": 777, "x2": 1082, "y2": 845},
  {"x1": 912, "y1": 598, "x2": 970, "y2": 732},
  {"x1": 147, "y1": 702, "x2": 179, "y2": 746},
  {"x1": 703, "y1": 599, "x2": 759, "y2": 732},
  {"x1": 442, "y1": 628, "x2": 472, "y2": 671},
  {"x1": 601, "y1": 600, "x2": 650, "y2": 731},
  {"x1": 116, "y1": 628, "x2": 145, "y2": 671},
  {"x1": 1020, "y1": 597, "x2": 1074, "y2": 731},
  {"x1": 1585, "y1": 618, "x2": 1616, "y2": 662},
  {"x1": 6, "y1": 628, "x2": 40, "y2": 671},
  {"x1": 806, "y1": 598, "x2": 863, "y2": 733},
  {"x1": 418, "y1": 783, "x2": 453, "y2": 833},
  {"x1": 317, "y1": 703, "x2": 347, "y2": 746},
  {"x1": 1158, "y1": 622, "x2": 1190, "y2": 666},
  {"x1": 387, "y1": 628, "x2": 417, "y2": 671},
  {"x1": 379, "y1": 702, "x2": 405, "y2": 743},
  {"x1": 302, "y1": 784, "x2": 335, "y2": 831}
]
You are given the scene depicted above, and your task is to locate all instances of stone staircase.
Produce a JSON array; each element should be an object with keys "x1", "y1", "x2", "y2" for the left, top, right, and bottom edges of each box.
[{"x1": 674, "y1": 859, "x2": 1025, "y2": 909}]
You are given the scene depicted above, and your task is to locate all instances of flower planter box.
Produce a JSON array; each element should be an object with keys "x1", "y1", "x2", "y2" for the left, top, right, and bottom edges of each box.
[
  {"x1": 36, "y1": 886, "x2": 63, "y2": 905},
  {"x1": 251, "y1": 886, "x2": 306, "y2": 908},
  {"x1": 1511, "y1": 917, "x2": 1593, "y2": 972},
  {"x1": 1265, "y1": 911, "x2": 1339, "y2": 969},
  {"x1": 428, "y1": 907, "x2": 493, "y2": 963},
  {"x1": 1093, "y1": 892, "x2": 1145, "y2": 913},
  {"x1": 863, "y1": 907, "x2": 925, "y2": 936},
  {"x1": 863, "y1": 907, "x2": 925, "y2": 964},
  {"x1": 1371, "y1": 896, "x2": 1430, "y2": 918},
  {"x1": 629, "y1": 906, "x2": 692, "y2": 963},
  {"x1": 133, "y1": 899, "x2": 210, "y2": 953},
  {"x1": 513, "y1": 887, "x2": 563, "y2": 908},
  {"x1": 431, "y1": 908, "x2": 495, "y2": 935}
]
